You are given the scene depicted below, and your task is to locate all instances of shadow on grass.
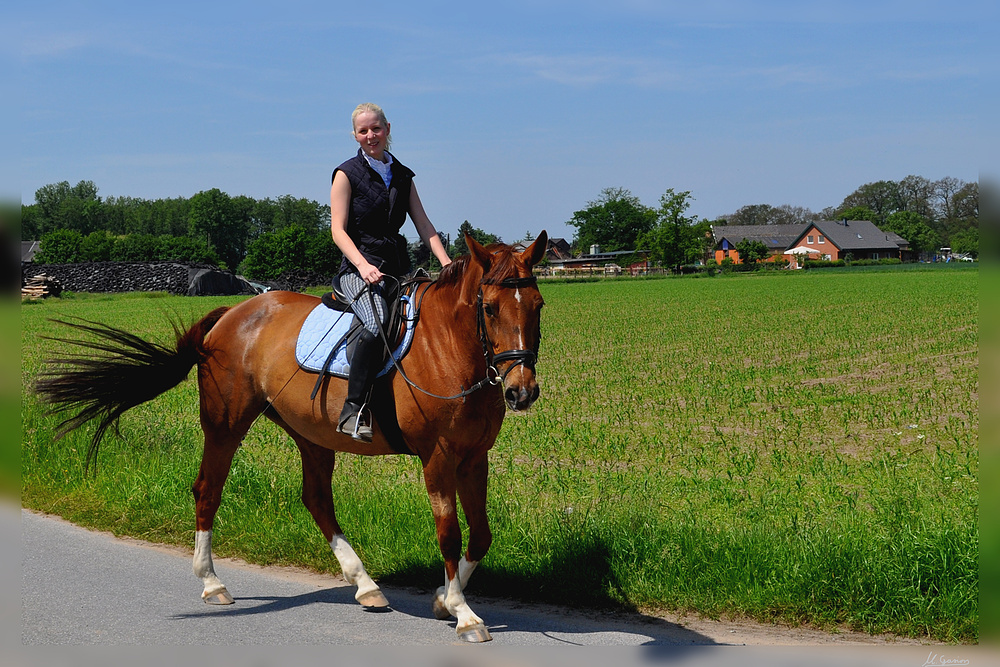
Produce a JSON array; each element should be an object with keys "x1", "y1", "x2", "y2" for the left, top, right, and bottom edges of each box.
[{"x1": 379, "y1": 533, "x2": 638, "y2": 614}]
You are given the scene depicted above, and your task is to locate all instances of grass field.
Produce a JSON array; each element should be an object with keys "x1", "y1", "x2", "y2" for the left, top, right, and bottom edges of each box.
[{"x1": 20, "y1": 265, "x2": 979, "y2": 642}]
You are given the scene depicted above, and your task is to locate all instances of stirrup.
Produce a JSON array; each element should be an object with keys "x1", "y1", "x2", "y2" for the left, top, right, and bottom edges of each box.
[{"x1": 338, "y1": 402, "x2": 373, "y2": 442}]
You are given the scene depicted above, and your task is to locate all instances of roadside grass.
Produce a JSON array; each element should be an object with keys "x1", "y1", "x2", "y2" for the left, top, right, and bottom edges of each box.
[{"x1": 20, "y1": 267, "x2": 978, "y2": 642}]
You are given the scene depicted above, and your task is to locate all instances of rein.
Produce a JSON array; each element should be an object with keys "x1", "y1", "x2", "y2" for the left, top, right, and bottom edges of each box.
[
  {"x1": 370, "y1": 273, "x2": 538, "y2": 402},
  {"x1": 250, "y1": 267, "x2": 538, "y2": 441}
]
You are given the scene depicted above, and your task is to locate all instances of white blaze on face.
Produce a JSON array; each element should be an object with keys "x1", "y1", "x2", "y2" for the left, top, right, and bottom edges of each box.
[{"x1": 513, "y1": 292, "x2": 525, "y2": 349}]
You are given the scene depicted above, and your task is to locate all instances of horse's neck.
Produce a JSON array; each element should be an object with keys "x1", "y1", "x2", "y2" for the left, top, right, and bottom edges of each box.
[{"x1": 419, "y1": 279, "x2": 481, "y2": 360}]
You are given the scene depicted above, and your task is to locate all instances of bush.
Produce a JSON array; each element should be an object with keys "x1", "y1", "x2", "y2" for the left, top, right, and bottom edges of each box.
[
  {"x1": 849, "y1": 258, "x2": 902, "y2": 267},
  {"x1": 805, "y1": 258, "x2": 903, "y2": 269},
  {"x1": 159, "y1": 236, "x2": 219, "y2": 264},
  {"x1": 804, "y1": 259, "x2": 846, "y2": 269},
  {"x1": 241, "y1": 225, "x2": 342, "y2": 281},
  {"x1": 111, "y1": 234, "x2": 163, "y2": 262},
  {"x1": 35, "y1": 229, "x2": 84, "y2": 263},
  {"x1": 304, "y1": 233, "x2": 343, "y2": 277},
  {"x1": 80, "y1": 230, "x2": 115, "y2": 262}
]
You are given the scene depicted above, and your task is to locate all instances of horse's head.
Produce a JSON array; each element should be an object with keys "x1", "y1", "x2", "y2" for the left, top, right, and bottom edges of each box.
[{"x1": 466, "y1": 231, "x2": 547, "y2": 412}]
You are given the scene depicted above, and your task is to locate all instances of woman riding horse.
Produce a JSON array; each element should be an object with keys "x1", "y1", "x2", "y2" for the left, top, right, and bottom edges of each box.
[
  {"x1": 330, "y1": 103, "x2": 452, "y2": 442},
  {"x1": 36, "y1": 230, "x2": 548, "y2": 643}
]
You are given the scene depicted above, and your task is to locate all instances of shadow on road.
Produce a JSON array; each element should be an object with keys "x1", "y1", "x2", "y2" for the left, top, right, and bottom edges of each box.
[{"x1": 171, "y1": 583, "x2": 720, "y2": 647}]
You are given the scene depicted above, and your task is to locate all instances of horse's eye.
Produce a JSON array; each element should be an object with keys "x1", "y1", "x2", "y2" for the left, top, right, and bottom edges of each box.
[{"x1": 484, "y1": 303, "x2": 496, "y2": 317}]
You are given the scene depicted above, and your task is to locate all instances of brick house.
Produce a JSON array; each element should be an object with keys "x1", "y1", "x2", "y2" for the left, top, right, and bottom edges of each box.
[
  {"x1": 713, "y1": 221, "x2": 909, "y2": 267},
  {"x1": 786, "y1": 220, "x2": 908, "y2": 263},
  {"x1": 712, "y1": 224, "x2": 807, "y2": 264}
]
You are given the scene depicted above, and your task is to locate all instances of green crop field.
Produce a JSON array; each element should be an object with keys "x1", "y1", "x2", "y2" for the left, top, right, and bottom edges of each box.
[{"x1": 20, "y1": 265, "x2": 978, "y2": 642}]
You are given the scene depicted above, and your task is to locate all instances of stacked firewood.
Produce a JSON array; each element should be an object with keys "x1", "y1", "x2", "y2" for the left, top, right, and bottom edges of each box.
[{"x1": 21, "y1": 274, "x2": 63, "y2": 299}]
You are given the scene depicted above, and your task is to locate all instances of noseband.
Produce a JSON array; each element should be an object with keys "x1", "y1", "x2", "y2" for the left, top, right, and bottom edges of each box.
[{"x1": 477, "y1": 275, "x2": 540, "y2": 384}]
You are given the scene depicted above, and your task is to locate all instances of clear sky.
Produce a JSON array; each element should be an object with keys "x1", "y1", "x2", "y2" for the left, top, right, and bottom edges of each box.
[{"x1": 12, "y1": 1, "x2": 994, "y2": 244}]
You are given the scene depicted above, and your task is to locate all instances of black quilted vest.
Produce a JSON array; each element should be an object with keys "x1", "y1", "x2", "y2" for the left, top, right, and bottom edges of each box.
[{"x1": 333, "y1": 149, "x2": 414, "y2": 278}]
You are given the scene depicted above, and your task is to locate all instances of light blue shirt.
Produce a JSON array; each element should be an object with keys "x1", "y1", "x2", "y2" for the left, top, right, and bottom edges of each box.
[{"x1": 363, "y1": 152, "x2": 393, "y2": 188}]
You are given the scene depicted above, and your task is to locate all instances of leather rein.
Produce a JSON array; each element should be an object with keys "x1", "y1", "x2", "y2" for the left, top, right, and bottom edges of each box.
[{"x1": 369, "y1": 273, "x2": 539, "y2": 402}]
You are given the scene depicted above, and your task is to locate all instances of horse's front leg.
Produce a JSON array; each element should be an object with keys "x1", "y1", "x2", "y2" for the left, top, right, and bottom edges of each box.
[
  {"x1": 434, "y1": 451, "x2": 493, "y2": 621},
  {"x1": 425, "y1": 450, "x2": 492, "y2": 643}
]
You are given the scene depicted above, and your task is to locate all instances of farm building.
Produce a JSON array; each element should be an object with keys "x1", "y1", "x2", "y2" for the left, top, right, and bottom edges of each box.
[
  {"x1": 22, "y1": 241, "x2": 40, "y2": 263},
  {"x1": 543, "y1": 237, "x2": 573, "y2": 262},
  {"x1": 713, "y1": 224, "x2": 805, "y2": 264},
  {"x1": 547, "y1": 246, "x2": 651, "y2": 276},
  {"x1": 713, "y1": 220, "x2": 911, "y2": 268},
  {"x1": 786, "y1": 220, "x2": 910, "y2": 265}
]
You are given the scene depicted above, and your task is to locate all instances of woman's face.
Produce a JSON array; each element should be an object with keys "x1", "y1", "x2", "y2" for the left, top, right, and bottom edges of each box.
[{"x1": 353, "y1": 111, "x2": 390, "y2": 161}]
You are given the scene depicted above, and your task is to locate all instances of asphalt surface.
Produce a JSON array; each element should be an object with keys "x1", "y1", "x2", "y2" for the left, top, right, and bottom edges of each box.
[
  {"x1": 20, "y1": 508, "x2": 711, "y2": 646},
  {"x1": 16, "y1": 507, "x2": 983, "y2": 667}
]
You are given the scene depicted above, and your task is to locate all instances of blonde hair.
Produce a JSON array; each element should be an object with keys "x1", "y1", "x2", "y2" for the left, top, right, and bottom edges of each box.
[{"x1": 351, "y1": 103, "x2": 391, "y2": 149}]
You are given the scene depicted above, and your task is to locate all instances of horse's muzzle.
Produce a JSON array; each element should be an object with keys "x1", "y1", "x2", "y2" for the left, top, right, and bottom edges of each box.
[{"x1": 504, "y1": 381, "x2": 539, "y2": 412}]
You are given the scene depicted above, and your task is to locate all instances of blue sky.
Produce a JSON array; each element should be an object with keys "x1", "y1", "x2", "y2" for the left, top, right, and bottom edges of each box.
[{"x1": 12, "y1": 1, "x2": 994, "y2": 244}]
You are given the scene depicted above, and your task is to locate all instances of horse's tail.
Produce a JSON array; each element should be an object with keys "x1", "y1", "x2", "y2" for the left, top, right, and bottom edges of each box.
[{"x1": 35, "y1": 306, "x2": 231, "y2": 469}]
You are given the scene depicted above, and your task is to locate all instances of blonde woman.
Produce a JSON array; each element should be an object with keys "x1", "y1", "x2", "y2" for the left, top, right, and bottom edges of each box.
[{"x1": 330, "y1": 103, "x2": 451, "y2": 441}]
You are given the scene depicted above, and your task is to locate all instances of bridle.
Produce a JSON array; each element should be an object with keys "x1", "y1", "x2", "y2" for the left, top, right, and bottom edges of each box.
[
  {"x1": 372, "y1": 272, "x2": 541, "y2": 401},
  {"x1": 255, "y1": 265, "x2": 540, "y2": 446},
  {"x1": 476, "y1": 275, "x2": 539, "y2": 385},
  {"x1": 252, "y1": 270, "x2": 541, "y2": 446}
]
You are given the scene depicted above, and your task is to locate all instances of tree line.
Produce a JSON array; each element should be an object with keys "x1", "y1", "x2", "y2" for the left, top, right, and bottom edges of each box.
[
  {"x1": 566, "y1": 186, "x2": 713, "y2": 272},
  {"x1": 22, "y1": 181, "x2": 505, "y2": 282},
  {"x1": 24, "y1": 173, "x2": 978, "y2": 282},
  {"x1": 566, "y1": 175, "x2": 979, "y2": 267}
]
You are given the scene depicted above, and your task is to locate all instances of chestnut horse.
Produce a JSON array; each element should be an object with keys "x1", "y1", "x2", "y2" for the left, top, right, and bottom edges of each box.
[{"x1": 36, "y1": 232, "x2": 547, "y2": 643}]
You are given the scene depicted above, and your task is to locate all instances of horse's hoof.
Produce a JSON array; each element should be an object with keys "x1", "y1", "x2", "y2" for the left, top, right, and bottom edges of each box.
[
  {"x1": 356, "y1": 589, "x2": 390, "y2": 608},
  {"x1": 432, "y1": 595, "x2": 452, "y2": 620},
  {"x1": 203, "y1": 588, "x2": 234, "y2": 605},
  {"x1": 458, "y1": 623, "x2": 492, "y2": 643}
]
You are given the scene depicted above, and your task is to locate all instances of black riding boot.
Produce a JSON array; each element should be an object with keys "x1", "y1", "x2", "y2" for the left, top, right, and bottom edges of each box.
[{"x1": 338, "y1": 328, "x2": 381, "y2": 442}]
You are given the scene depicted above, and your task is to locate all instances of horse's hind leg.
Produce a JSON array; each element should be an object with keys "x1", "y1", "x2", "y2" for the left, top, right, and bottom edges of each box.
[
  {"x1": 295, "y1": 436, "x2": 389, "y2": 608},
  {"x1": 191, "y1": 428, "x2": 242, "y2": 605}
]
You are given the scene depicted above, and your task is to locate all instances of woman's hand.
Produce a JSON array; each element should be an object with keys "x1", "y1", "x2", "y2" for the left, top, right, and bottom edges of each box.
[{"x1": 357, "y1": 261, "x2": 383, "y2": 285}]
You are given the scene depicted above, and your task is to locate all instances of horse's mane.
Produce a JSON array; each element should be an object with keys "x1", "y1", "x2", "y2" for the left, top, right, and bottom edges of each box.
[{"x1": 436, "y1": 243, "x2": 519, "y2": 288}]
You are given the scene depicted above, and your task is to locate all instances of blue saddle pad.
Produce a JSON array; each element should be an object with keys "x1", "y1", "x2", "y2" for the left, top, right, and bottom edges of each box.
[{"x1": 295, "y1": 295, "x2": 416, "y2": 379}]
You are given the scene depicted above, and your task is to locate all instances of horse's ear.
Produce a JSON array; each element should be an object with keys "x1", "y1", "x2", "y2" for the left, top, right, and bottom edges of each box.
[
  {"x1": 466, "y1": 234, "x2": 493, "y2": 271},
  {"x1": 522, "y1": 230, "x2": 548, "y2": 268}
]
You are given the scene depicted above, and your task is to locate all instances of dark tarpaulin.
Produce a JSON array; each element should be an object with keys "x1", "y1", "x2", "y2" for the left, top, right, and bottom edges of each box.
[{"x1": 186, "y1": 268, "x2": 257, "y2": 296}]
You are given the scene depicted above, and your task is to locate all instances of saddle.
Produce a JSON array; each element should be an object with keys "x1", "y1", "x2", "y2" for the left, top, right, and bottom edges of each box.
[
  {"x1": 293, "y1": 273, "x2": 430, "y2": 456},
  {"x1": 295, "y1": 270, "x2": 431, "y2": 392}
]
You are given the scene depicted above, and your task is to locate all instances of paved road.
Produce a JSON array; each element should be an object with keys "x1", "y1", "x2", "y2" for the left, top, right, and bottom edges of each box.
[
  {"x1": 21, "y1": 509, "x2": 711, "y2": 646},
  {"x1": 18, "y1": 508, "x2": 977, "y2": 667}
]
